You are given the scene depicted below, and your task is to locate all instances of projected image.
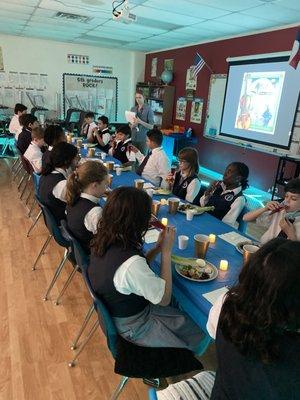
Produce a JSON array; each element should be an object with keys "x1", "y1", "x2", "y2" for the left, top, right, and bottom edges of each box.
[{"x1": 235, "y1": 71, "x2": 285, "y2": 134}]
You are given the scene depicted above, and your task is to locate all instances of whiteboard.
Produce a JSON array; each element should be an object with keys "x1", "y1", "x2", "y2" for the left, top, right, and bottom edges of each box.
[{"x1": 204, "y1": 74, "x2": 227, "y2": 135}]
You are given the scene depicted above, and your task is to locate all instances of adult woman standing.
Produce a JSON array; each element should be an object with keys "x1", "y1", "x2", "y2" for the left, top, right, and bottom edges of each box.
[{"x1": 130, "y1": 91, "x2": 154, "y2": 154}]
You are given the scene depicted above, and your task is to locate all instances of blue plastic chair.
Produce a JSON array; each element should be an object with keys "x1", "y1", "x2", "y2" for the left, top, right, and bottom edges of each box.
[
  {"x1": 27, "y1": 172, "x2": 42, "y2": 231},
  {"x1": 148, "y1": 388, "x2": 158, "y2": 400},
  {"x1": 33, "y1": 197, "x2": 75, "y2": 303},
  {"x1": 237, "y1": 205, "x2": 250, "y2": 234}
]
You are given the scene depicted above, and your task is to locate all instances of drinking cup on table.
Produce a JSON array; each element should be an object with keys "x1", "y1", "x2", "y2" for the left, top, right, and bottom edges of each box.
[
  {"x1": 107, "y1": 161, "x2": 114, "y2": 171},
  {"x1": 151, "y1": 200, "x2": 160, "y2": 216},
  {"x1": 134, "y1": 179, "x2": 144, "y2": 190},
  {"x1": 88, "y1": 148, "x2": 95, "y2": 157},
  {"x1": 168, "y1": 198, "x2": 180, "y2": 215},
  {"x1": 243, "y1": 244, "x2": 259, "y2": 264},
  {"x1": 107, "y1": 174, "x2": 113, "y2": 188},
  {"x1": 83, "y1": 143, "x2": 88, "y2": 150},
  {"x1": 178, "y1": 235, "x2": 189, "y2": 250},
  {"x1": 101, "y1": 152, "x2": 107, "y2": 161},
  {"x1": 146, "y1": 188, "x2": 154, "y2": 198},
  {"x1": 186, "y1": 210, "x2": 194, "y2": 221},
  {"x1": 76, "y1": 139, "x2": 82, "y2": 148},
  {"x1": 194, "y1": 234, "x2": 210, "y2": 259},
  {"x1": 116, "y1": 167, "x2": 122, "y2": 176}
]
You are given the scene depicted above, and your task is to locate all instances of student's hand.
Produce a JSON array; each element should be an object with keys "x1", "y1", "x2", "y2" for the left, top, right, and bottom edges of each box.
[
  {"x1": 165, "y1": 172, "x2": 175, "y2": 184},
  {"x1": 128, "y1": 144, "x2": 139, "y2": 153},
  {"x1": 279, "y1": 218, "x2": 297, "y2": 240},
  {"x1": 265, "y1": 201, "x2": 280, "y2": 211},
  {"x1": 204, "y1": 180, "x2": 219, "y2": 197},
  {"x1": 154, "y1": 230, "x2": 165, "y2": 253},
  {"x1": 161, "y1": 226, "x2": 176, "y2": 255}
]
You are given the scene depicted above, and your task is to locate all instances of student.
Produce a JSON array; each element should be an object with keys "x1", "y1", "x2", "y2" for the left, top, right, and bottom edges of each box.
[
  {"x1": 108, "y1": 124, "x2": 135, "y2": 164},
  {"x1": 23, "y1": 126, "x2": 45, "y2": 174},
  {"x1": 207, "y1": 238, "x2": 300, "y2": 400},
  {"x1": 130, "y1": 128, "x2": 170, "y2": 188},
  {"x1": 66, "y1": 161, "x2": 108, "y2": 254},
  {"x1": 80, "y1": 112, "x2": 97, "y2": 137},
  {"x1": 88, "y1": 187, "x2": 204, "y2": 351},
  {"x1": 9, "y1": 103, "x2": 27, "y2": 139},
  {"x1": 17, "y1": 114, "x2": 39, "y2": 155},
  {"x1": 38, "y1": 142, "x2": 78, "y2": 224},
  {"x1": 42, "y1": 125, "x2": 66, "y2": 169},
  {"x1": 166, "y1": 147, "x2": 201, "y2": 204},
  {"x1": 87, "y1": 115, "x2": 111, "y2": 152},
  {"x1": 243, "y1": 178, "x2": 300, "y2": 243},
  {"x1": 200, "y1": 162, "x2": 249, "y2": 227},
  {"x1": 130, "y1": 91, "x2": 154, "y2": 154}
]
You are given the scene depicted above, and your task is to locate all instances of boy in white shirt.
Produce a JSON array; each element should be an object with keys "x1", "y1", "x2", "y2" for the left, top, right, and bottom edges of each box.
[
  {"x1": 87, "y1": 115, "x2": 111, "y2": 152},
  {"x1": 24, "y1": 126, "x2": 45, "y2": 174},
  {"x1": 243, "y1": 178, "x2": 300, "y2": 243},
  {"x1": 80, "y1": 112, "x2": 97, "y2": 137},
  {"x1": 130, "y1": 128, "x2": 170, "y2": 188},
  {"x1": 9, "y1": 103, "x2": 27, "y2": 139}
]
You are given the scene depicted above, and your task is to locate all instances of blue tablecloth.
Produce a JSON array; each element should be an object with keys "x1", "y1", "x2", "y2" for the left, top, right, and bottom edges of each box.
[{"x1": 81, "y1": 149, "x2": 246, "y2": 332}]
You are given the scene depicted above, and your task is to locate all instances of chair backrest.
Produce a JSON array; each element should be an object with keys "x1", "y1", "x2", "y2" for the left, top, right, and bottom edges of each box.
[
  {"x1": 21, "y1": 155, "x2": 34, "y2": 175},
  {"x1": 35, "y1": 196, "x2": 70, "y2": 248},
  {"x1": 32, "y1": 172, "x2": 41, "y2": 196},
  {"x1": 237, "y1": 205, "x2": 250, "y2": 234},
  {"x1": 148, "y1": 388, "x2": 158, "y2": 400}
]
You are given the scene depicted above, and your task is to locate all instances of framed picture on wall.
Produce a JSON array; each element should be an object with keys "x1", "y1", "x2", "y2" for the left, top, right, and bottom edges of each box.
[
  {"x1": 151, "y1": 57, "x2": 157, "y2": 77},
  {"x1": 164, "y1": 59, "x2": 174, "y2": 72},
  {"x1": 190, "y1": 98, "x2": 204, "y2": 124},
  {"x1": 176, "y1": 97, "x2": 187, "y2": 121},
  {"x1": 186, "y1": 67, "x2": 197, "y2": 90}
]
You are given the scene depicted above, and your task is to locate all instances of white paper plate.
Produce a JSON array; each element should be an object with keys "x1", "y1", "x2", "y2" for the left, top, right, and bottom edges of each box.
[
  {"x1": 177, "y1": 203, "x2": 206, "y2": 215},
  {"x1": 235, "y1": 241, "x2": 260, "y2": 254},
  {"x1": 175, "y1": 261, "x2": 218, "y2": 282}
]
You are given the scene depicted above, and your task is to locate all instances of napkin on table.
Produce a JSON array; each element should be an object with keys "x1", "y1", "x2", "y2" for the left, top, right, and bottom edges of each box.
[
  {"x1": 144, "y1": 229, "x2": 160, "y2": 244},
  {"x1": 202, "y1": 287, "x2": 229, "y2": 305},
  {"x1": 218, "y1": 231, "x2": 249, "y2": 246},
  {"x1": 143, "y1": 182, "x2": 155, "y2": 189}
]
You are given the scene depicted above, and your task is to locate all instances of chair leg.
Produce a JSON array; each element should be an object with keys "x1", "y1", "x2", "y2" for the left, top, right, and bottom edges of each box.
[
  {"x1": 25, "y1": 188, "x2": 33, "y2": 205},
  {"x1": 20, "y1": 175, "x2": 31, "y2": 200},
  {"x1": 13, "y1": 163, "x2": 22, "y2": 181},
  {"x1": 110, "y1": 376, "x2": 130, "y2": 400},
  {"x1": 27, "y1": 197, "x2": 37, "y2": 218},
  {"x1": 54, "y1": 264, "x2": 80, "y2": 305},
  {"x1": 71, "y1": 304, "x2": 95, "y2": 350},
  {"x1": 43, "y1": 249, "x2": 70, "y2": 301},
  {"x1": 11, "y1": 157, "x2": 19, "y2": 171},
  {"x1": 17, "y1": 171, "x2": 26, "y2": 190},
  {"x1": 68, "y1": 319, "x2": 99, "y2": 367},
  {"x1": 27, "y1": 209, "x2": 42, "y2": 237},
  {"x1": 32, "y1": 234, "x2": 52, "y2": 271}
]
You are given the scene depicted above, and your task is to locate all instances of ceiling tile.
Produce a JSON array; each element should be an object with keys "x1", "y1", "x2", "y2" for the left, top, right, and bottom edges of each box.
[
  {"x1": 89, "y1": 26, "x2": 152, "y2": 39},
  {"x1": 242, "y1": 4, "x2": 300, "y2": 23},
  {"x1": 186, "y1": 0, "x2": 263, "y2": 12},
  {"x1": 26, "y1": 21, "x2": 87, "y2": 33},
  {"x1": 215, "y1": 13, "x2": 277, "y2": 30},
  {"x1": 101, "y1": 19, "x2": 168, "y2": 34},
  {"x1": 132, "y1": 5, "x2": 204, "y2": 25},
  {"x1": 195, "y1": 20, "x2": 248, "y2": 34},
  {"x1": 0, "y1": 2, "x2": 34, "y2": 13}
]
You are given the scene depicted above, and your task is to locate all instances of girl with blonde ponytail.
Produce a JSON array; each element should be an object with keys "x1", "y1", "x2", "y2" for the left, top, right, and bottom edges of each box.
[{"x1": 66, "y1": 161, "x2": 108, "y2": 254}]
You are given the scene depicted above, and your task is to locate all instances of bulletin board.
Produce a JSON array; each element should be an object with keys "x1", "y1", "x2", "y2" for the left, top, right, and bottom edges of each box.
[
  {"x1": 62, "y1": 73, "x2": 118, "y2": 120},
  {"x1": 204, "y1": 74, "x2": 227, "y2": 135}
]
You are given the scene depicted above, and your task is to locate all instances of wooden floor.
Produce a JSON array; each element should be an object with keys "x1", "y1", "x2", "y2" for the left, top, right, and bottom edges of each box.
[{"x1": 0, "y1": 159, "x2": 149, "y2": 400}]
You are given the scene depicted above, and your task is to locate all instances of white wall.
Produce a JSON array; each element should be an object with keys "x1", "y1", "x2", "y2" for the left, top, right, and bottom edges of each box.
[{"x1": 0, "y1": 34, "x2": 145, "y2": 121}]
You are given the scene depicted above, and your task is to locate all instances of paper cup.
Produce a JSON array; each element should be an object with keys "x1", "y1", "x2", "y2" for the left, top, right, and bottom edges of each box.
[
  {"x1": 168, "y1": 197, "x2": 180, "y2": 214},
  {"x1": 88, "y1": 148, "x2": 95, "y2": 157},
  {"x1": 178, "y1": 235, "x2": 189, "y2": 250},
  {"x1": 243, "y1": 244, "x2": 259, "y2": 264},
  {"x1": 107, "y1": 174, "x2": 113, "y2": 187},
  {"x1": 101, "y1": 152, "x2": 107, "y2": 160},
  {"x1": 107, "y1": 161, "x2": 114, "y2": 171},
  {"x1": 151, "y1": 200, "x2": 161, "y2": 216},
  {"x1": 76, "y1": 139, "x2": 82, "y2": 148},
  {"x1": 146, "y1": 188, "x2": 154, "y2": 198},
  {"x1": 194, "y1": 234, "x2": 210, "y2": 259},
  {"x1": 83, "y1": 143, "x2": 88, "y2": 149},
  {"x1": 116, "y1": 167, "x2": 122, "y2": 176},
  {"x1": 186, "y1": 210, "x2": 194, "y2": 221},
  {"x1": 134, "y1": 179, "x2": 144, "y2": 190}
]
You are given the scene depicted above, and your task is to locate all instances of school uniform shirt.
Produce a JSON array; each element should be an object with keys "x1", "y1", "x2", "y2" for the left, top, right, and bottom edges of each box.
[
  {"x1": 80, "y1": 121, "x2": 97, "y2": 137},
  {"x1": 172, "y1": 171, "x2": 201, "y2": 203},
  {"x1": 9, "y1": 114, "x2": 22, "y2": 138},
  {"x1": 23, "y1": 142, "x2": 43, "y2": 173},
  {"x1": 41, "y1": 146, "x2": 52, "y2": 170},
  {"x1": 130, "y1": 104, "x2": 155, "y2": 146},
  {"x1": 108, "y1": 138, "x2": 136, "y2": 164},
  {"x1": 257, "y1": 209, "x2": 300, "y2": 244},
  {"x1": 134, "y1": 147, "x2": 170, "y2": 188},
  {"x1": 207, "y1": 294, "x2": 300, "y2": 400},
  {"x1": 88, "y1": 128, "x2": 111, "y2": 152},
  {"x1": 17, "y1": 128, "x2": 32, "y2": 154},
  {"x1": 200, "y1": 182, "x2": 245, "y2": 227}
]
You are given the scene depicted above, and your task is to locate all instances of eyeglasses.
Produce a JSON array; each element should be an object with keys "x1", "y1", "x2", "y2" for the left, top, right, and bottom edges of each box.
[{"x1": 178, "y1": 159, "x2": 189, "y2": 164}]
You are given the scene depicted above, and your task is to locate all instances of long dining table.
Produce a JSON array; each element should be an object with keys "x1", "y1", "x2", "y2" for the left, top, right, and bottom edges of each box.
[{"x1": 81, "y1": 148, "x2": 248, "y2": 333}]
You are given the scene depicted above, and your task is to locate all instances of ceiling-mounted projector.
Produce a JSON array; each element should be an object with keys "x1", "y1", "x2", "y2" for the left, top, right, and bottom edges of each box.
[{"x1": 112, "y1": 0, "x2": 137, "y2": 24}]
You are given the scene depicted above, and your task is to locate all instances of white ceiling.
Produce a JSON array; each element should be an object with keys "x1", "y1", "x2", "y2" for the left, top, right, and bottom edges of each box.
[{"x1": 0, "y1": 0, "x2": 299, "y2": 52}]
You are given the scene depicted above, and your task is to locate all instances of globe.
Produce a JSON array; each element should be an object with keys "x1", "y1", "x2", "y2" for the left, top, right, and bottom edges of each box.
[{"x1": 161, "y1": 69, "x2": 173, "y2": 84}]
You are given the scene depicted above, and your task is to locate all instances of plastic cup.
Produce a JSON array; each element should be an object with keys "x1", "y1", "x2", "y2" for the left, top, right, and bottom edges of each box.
[
  {"x1": 116, "y1": 167, "x2": 122, "y2": 176},
  {"x1": 151, "y1": 200, "x2": 161, "y2": 216},
  {"x1": 76, "y1": 139, "x2": 82, "y2": 148},
  {"x1": 168, "y1": 198, "x2": 180, "y2": 215},
  {"x1": 194, "y1": 234, "x2": 210, "y2": 259},
  {"x1": 83, "y1": 143, "x2": 88, "y2": 149},
  {"x1": 101, "y1": 152, "x2": 107, "y2": 161},
  {"x1": 107, "y1": 174, "x2": 113, "y2": 188},
  {"x1": 134, "y1": 179, "x2": 144, "y2": 190},
  {"x1": 243, "y1": 244, "x2": 259, "y2": 264},
  {"x1": 186, "y1": 210, "x2": 194, "y2": 221},
  {"x1": 178, "y1": 235, "x2": 189, "y2": 250}
]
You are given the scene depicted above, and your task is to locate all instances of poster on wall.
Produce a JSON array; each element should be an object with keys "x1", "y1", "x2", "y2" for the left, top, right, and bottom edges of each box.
[
  {"x1": 164, "y1": 59, "x2": 174, "y2": 71},
  {"x1": 63, "y1": 73, "x2": 118, "y2": 120},
  {"x1": 186, "y1": 67, "x2": 197, "y2": 90},
  {"x1": 176, "y1": 97, "x2": 187, "y2": 121},
  {"x1": 39, "y1": 74, "x2": 48, "y2": 90},
  {"x1": 151, "y1": 57, "x2": 157, "y2": 77},
  {"x1": 190, "y1": 98, "x2": 204, "y2": 124}
]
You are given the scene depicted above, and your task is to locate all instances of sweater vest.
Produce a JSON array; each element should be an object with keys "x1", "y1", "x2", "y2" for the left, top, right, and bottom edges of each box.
[
  {"x1": 38, "y1": 172, "x2": 66, "y2": 224},
  {"x1": 207, "y1": 184, "x2": 243, "y2": 220},
  {"x1": 113, "y1": 140, "x2": 131, "y2": 164},
  {"x1": 172, "y1": 172, "x2": 201, "y2": 204}
]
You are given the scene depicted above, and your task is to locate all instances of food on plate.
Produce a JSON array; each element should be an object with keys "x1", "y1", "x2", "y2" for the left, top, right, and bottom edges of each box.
[
  {"x1": 179, "y1": 264, "x2": 213, "y2": 280},
  {"x1": 178, "y1": 204, "x2": 215, "y2": 213},
  {"x1": 153, "y1": 188, "x2": 172, "y2": 195},
  {"x1": 196, "y1": 258, "x2": 206, "y2": 267}
]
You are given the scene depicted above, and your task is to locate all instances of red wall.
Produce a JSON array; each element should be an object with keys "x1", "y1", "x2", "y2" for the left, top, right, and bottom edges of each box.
[{"x1": 144, "y1": 27, "x2": 298, "y2": 191}]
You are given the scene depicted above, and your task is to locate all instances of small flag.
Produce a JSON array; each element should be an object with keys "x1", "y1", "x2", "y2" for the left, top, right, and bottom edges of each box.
[
  {"x1": 192, "y1": 52, "x2": 205, "y2": 77},
  {"x1": 289, "y1": 29, "x2": 300, "y2": 69}
]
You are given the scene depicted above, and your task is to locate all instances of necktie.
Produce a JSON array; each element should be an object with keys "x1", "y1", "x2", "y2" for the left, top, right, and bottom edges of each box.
[
  {"x1": 136, "y1": 151, "x2": 152, "y2": 176},
  {"x1": 85, "y1": 124, "x2": 90, "y2": 136}
]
